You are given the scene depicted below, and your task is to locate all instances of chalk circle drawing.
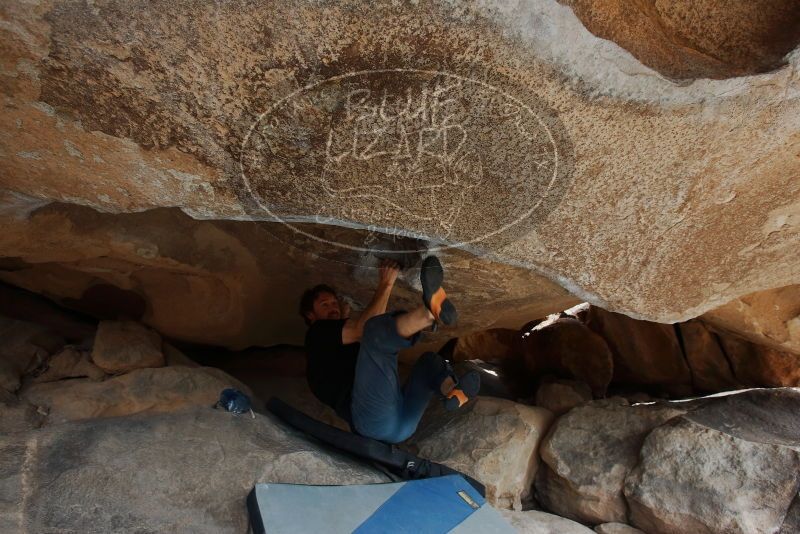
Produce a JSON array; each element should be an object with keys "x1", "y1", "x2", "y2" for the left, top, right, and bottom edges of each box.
[{"x1": 239, "y1": 69, "x2": 571, "y2": 255}]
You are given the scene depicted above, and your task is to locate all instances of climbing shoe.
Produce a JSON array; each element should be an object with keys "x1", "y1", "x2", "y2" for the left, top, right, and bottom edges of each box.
[
  {"x1": 420, "y1": 256, "x2": 457, "y2": 326},
  {"x1": 444, "y1": 371, "x2": 480, "y2": 411}
]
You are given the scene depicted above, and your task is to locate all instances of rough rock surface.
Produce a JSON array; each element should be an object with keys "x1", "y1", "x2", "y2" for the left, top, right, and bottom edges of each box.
[
  {"x1": 678, "y1": 320, "x2": 741, "y2": 393},
  {"x1": 408, "y1": 397, "x2": 554, "y2": 510},
  {"x1": 162, "y1": 342, "x2": 200, "y2": 367},
  {"x1": 31, "y1": 346, "x2": 105, "y2": 383},
  {"x1": 510, "y1": 304, "x2": 800, "y2": 397},
  {"x1": 594, "y1": 523, "x2": 646, "y2": 534},
  {"x1": 534, "y1": 379, "x2": 592, "y2": 415},
  {"x1": 533, "y1": 388, "x2": 800, "y2": 533},
  {"x1": 561, "y1": 0, "x2": 800, "y2": 79},
  {"x1": 536, "y1": 398, "x2": 685, "y2": 524},
  {"x1": 518, "y1": 316, "x2": 613, "y2": 396},
  {"x1": 500, "y1": 510, "x2": 594, "y2": 534},
  {"x1": 0, "y1": 282, "x2": 97, "y2": 342},
  {"x1": 0, "y1": 407, "x2": 388, "y2": 533},
  {"x1": 0, "y1": 203, "x2": 578, "y2": 349},
  {"x1": 586, "y1": 307, "x2": 692, "y2": 395},
  {"x1": 780, "y1": 495, "x2": 800, "y2": 534},
  {"x1": 624, "y1": 389, "x2": 800, "y2": 534},
  {"x1": 91, "y1": 320, "x2": 165, "y2": 373},
  {"x1": 452, "y1": 328, "x2": 517, "y2": 363},
  {"x1": 0, "y1": 392, "x2": 44, "y2": 434},
  {"x1": 0, "y1": 0, "x2": 798, "y2": 350},
  {"x1": 21, "y1": 366, "x2": 252, "y2": 424},
  {"x1": 719, "y1": 333, "x2": 800, "y2": 388},
  {"x1": 702, "y1": 284, "x2": 800, "y2": 355},
  {"x1": 0, "y1": 317, "x2": 64, "y2": 392}
]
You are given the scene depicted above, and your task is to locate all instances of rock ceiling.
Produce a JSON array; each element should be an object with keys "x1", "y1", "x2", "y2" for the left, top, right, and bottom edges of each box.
[{"x1": 0, "y1": 0, "x2": 798, "y2": 348}]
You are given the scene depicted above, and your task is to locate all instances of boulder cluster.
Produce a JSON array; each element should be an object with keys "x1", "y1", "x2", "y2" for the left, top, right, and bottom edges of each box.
[
  {"x1": 4, "y1": 303, "x2": 797, "y2": 533},
  {"x1": 402, "y1": 387, "x2": 799, "y2": 534},
  {"x1": 0, "y1": 316, "x2": 252, "y2": 426},
  {"x1": 452, "y1": 303, "x2": 800, "y2": 401},
  {"x1": 0, "y1": 313, "x2": 388, "y2": 533}
]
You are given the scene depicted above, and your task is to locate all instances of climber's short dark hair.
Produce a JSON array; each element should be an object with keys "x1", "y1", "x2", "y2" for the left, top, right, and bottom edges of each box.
[{"x1": 299, "y1": 284, "x2": 338, "y2": 326}]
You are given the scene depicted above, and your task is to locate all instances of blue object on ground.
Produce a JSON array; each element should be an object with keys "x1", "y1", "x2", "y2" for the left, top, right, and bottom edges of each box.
[
  {"x1": 247, "y1": 475, "x2": 515, "y2": 534},
  {"x1": 217, "y1": 388, "x2": 252, "y2": 414}
]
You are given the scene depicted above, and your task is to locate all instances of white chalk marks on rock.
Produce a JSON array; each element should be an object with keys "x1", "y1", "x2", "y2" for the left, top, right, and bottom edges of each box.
[{"x1": 239, "y1": 69, "x2": 572, "y2": 258}]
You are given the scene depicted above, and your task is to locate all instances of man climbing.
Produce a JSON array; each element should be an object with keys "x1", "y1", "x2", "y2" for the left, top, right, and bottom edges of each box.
[{"x1": 299, "y1": 256, "x2": 479, "y2": 444}]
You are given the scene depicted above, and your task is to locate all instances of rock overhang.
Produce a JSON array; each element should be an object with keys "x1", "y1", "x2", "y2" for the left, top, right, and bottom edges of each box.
[{"x1": 0, "y1": 0, "x2": 798, "y2": 348}]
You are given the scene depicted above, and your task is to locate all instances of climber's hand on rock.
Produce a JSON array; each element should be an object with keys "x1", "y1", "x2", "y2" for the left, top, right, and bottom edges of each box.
[
  {"x1": 340, "y1": 299, "x2": 351, "y2": 319},
  {"x1": 378, "y1": 258, "x2": 400, "y2": 287}
]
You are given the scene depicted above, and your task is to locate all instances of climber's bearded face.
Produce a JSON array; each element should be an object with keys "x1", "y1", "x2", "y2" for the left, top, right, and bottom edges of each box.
[{"x1": 310, "y1": 292, "x2": 341, "y2": 322}]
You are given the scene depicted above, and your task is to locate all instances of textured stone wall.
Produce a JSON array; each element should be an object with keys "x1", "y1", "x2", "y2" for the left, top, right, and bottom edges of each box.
[{"x1": 0, "y1": 0, "x2": 798, "y2": 347}]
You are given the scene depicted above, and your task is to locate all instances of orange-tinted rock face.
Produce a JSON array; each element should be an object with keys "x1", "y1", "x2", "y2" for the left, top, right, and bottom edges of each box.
[
  {"x1": 0, "y1": 202, "x2": 577, "y2": 349},
  {"x1": 718, "y1": 334, "x2": 800, "y2": 388},
  {"x1": 518, "y1": 316, "x2": 614, "y2": 397},
  {"x1": 678, "y1": 320, "x2": 741, "y2": 393},
  {"x1": 702, "y1": 284, "x2": 800, "y2": 356},
  {"x1": 585, "y1": 307, "x2": 692, "y2": 396},
  {"x1": 0, "y1": 0, "x2": 798, "y2": 349},
  {"x1": 502, "y1": 304, "x2": 800, "y2": 398},
  {"x1": 452, "y1": 328, "x2": 517, "y2": 363},
  {"x1": 560, "y1": 0, "x2": 800, "y2": 79}
]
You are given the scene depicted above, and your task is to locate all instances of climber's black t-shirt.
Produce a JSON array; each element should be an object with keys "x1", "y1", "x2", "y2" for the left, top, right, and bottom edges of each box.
[{"x1": 304, "y1": 319, "x2": 359, "y2": 424}]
